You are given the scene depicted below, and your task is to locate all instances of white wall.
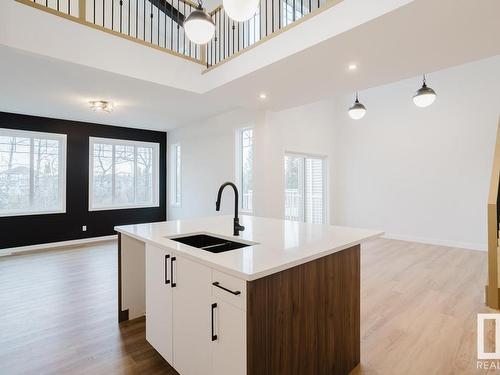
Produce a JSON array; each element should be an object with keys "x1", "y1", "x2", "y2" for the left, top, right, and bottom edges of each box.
[
  {"x1": 332, "y1": 56, "x2": 500, "y2": 250},
  {"x1": 253, "y1": 101, "x2": 336, "y2": 220},
  {"x1": 168, "y1": 109, "x2": 263, "y2": 219},
  {"x1": 0, "y1": 0, "x2": 203, "y2": 92},
  {"x1": 169, "y1": 56, "x2": 500, "y2": 250}
]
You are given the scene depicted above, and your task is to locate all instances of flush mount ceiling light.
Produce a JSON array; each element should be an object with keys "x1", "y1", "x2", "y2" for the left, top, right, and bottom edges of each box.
[
  {"x1": 223, "y1": 0, "x2": 259, "y2": 22},
  {"x1": 348, "y1": 63, "x2": 358, "y2": 71},
  {"x1": 413, "y1": 74, "x2": 437, "y2": 108},
  {"x1": 348, "y1": 92, "x2": 366, "y2": 120},
  {"x1": 259, "y1": 93, "x2": 267, "y2": 100},
  {"x1": 184, "y1": 1, "x2": 215, "y2": 45},
  {"x1": 89, "y1": 100, "x2": 114, "y2": 113}
]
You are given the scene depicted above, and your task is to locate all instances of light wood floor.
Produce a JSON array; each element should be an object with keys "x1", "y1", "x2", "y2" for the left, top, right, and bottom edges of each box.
[{"x1": 0, "y1": 238, "x2": 495, "y2": 374}]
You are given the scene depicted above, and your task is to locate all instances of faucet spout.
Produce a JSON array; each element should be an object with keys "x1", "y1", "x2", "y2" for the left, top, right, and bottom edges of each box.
[{"x1": 215, "y1": 182, "x2": 245, "y2": 236}]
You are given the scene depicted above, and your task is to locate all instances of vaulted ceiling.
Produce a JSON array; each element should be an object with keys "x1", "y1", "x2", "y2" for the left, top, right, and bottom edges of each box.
[{"x1": 0, "y1": 0, "x2": 499, "y2": 131}]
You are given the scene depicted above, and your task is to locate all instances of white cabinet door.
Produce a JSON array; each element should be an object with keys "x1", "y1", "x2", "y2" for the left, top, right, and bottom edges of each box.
[
  {"x1": 145, "y1": 244, "x2": 173, "y2": 364},
  {"x1": 172, "y1": 255, "x2": 213, "y2": 375},
  {"x1": 211, "y1": 298, "x2": 246, "y2": 375}
]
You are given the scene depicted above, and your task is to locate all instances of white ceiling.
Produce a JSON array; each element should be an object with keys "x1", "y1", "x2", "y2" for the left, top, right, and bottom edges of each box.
[{"x1": 0, "y1": 0, "x2": 499, "y2": 131}]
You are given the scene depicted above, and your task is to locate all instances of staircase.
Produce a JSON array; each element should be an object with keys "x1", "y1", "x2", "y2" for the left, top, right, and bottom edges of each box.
[{"x1": 486, "y1": 117, "x2": 500, "y2": 309}]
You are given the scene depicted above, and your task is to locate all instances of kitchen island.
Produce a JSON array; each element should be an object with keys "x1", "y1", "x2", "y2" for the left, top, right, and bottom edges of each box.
[{"x1": 115, "y1": 215, "x2": 382, "y2": 375}]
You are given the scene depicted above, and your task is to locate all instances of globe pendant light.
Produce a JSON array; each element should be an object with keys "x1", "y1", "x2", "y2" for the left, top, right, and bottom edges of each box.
[
  {"x1": 348, "y1": 92, "x2": 367, "y2": 120},
  {"x1": 413, "y1": 74, "x2": 437, "y2": 108},
  {"x1": 184, "y1": 1, "x2": 215, "y2": 45},
  {"x1": 223, "y1": 0, "x2": 260, "y2": 22}
]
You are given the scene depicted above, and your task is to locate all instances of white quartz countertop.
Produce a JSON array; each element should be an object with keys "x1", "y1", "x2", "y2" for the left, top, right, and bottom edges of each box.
[{"x1": 115, "y1": 216, "x2": 383, "y2": 281}]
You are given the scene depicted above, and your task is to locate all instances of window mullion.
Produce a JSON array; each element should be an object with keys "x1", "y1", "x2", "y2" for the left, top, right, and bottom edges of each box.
[
  {"x1": 29, "y1": 137, "x2": 34, "y2": 209},
  {"x1": 112, "y1": 144, "x2": 116, "y2": 205},
  {"x1": 134, "y1": 146, "x2": 138, "y2": 204},
  {"x1": 302, "y1": 157, "x2": 307, "y2": 223}
]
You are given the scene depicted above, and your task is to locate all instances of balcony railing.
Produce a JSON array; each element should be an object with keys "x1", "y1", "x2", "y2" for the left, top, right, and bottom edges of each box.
[
  {"x1": 207, "y1": 0, "x2": 328, "y2": 68},
  {"x1": 22, "y1": 0, "x2": 203, "y2": 63},
  {"x1": 17, "y1": 0, "x2": 337, "y2": 68}
]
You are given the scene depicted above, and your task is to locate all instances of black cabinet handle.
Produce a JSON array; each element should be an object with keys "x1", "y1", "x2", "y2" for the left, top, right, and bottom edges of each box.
[
  {"x1": 212, "y1": 281, "x2": 241, "y2": 296},
  {"x1": 171, "y1": 257, "x2": 176, "y2": 288},
  {"x1": 211, "y1": 303, "x2": 218, "y2": 341},
  {"x1": 164, "y1": 254, "x2": 170, "y2": 284}
]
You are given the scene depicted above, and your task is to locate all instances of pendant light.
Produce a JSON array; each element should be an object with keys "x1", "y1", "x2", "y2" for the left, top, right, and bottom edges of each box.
[
  {"x1": 184, "y1": 1, "x2": 215, "y2": 45},
  {"x1": 223, "y1": 0, "x2": 260, "y2": 22},
  {"x1": 348, "y1": 92, "x2": 367, "y2": 120},
  {"x1": 413, "y1": 74, "x2": 437, "y2": 108}
]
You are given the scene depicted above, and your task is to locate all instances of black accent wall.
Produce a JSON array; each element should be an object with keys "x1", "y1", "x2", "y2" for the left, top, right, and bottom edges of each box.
[{"x1": 0, "y1": 112, "x2": 167, "y2": 249}]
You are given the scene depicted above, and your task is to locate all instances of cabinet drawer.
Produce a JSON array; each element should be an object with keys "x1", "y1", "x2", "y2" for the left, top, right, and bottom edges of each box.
[{"x1": 211, "y1": 270, "x2": 246, "y2": 311}]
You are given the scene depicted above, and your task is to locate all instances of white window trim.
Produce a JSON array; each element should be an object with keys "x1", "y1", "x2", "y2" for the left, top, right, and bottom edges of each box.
[
  {"x1": 88, "y1": 137, "x2": 160, "y2": 211},
  {"x1": 235, "y1": 127, "x2": 254, "y2": 214},
  {"x1": 170, "y1": 143, "x2": 181, "y2": 207},
  {"x1": 283, "y1": 151, "x2": 328, "y2": 224},
  {"x1": 0, "y1": 128, "x2": 67, "y2": 218}
]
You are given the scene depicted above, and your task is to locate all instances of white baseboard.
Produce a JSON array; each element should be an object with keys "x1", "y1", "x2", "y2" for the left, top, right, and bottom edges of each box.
[
  {"x1": 0, "y1": 235, "x2": 117, "y2": 257},
  {"x1": 382, "y1": 233, "x2": 487, "y2": 252}
]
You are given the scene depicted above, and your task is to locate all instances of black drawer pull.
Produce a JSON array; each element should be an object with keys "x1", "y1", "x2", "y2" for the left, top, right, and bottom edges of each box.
[
  {"x1": 211, "y1": 303, "x2": 218, "y2": 341},
  {"x1": 165, "y1": 254, "x2": 170, "y2": 284},
  {"x1": 171, "y1": 257, "x2": 176, "y2": 288},
  {"x1": 212, "y1": 281, "x2": 241, "y2": 296}
]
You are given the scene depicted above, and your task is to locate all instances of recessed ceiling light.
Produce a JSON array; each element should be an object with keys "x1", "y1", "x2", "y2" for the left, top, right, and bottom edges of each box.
[
  {"x1": 259, "y1": 93, "x2": 267, "y2": 100},
  {"x1": 348, "y1": 64, "x2": 358, "y2": 71},
  {"x1": 89, "y1": 100, "x2": 114, "y2": 113}
]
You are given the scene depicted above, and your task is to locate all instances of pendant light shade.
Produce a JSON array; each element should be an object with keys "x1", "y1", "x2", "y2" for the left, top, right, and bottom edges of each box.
[
  {"x1": 184, "y1": 3, "x2": 215, "y2": 45},
  {"x1": 413, "y1": 75, "x2": 437, "y2": 108},
  {"x1": 348, "y1": 92, "x2": 367, "y2": 120},
  {"x1": 223, "y1": 0, "x2": 260, "y2": 22}
]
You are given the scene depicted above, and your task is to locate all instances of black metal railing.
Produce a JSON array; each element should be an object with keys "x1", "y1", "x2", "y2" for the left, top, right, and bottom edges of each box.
[
  {"x1": 32, "y1": 0, "x2": 78, "y2": 16},
  {"x1": 27, "y1": 0, "x2": 331, "y2": 67},
  {"x1": 207, "y1": 0, "x2": 328, "y2": 67},
  {"x1": 29, "y1": 0, "x2": 202, "y2": 61},
  {"x1": 87, "y1": 0, "x2": 201, "y2": 60}
]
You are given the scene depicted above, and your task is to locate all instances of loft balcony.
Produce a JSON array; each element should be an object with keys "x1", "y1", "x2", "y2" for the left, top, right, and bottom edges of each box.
[{"x1": 13, "y1": 0, "x2": 334, "y2": 69}]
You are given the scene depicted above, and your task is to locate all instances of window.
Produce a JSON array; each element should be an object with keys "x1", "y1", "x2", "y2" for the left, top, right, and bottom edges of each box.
[
  {"x1": 0, "y1": 128, "x2": 66, "y2": 217},
  {"x1": 282, "y1": 0, "x2": 309, "y2": 26},
  {"x1": 236, "y1": 128, "x2": 253, "y2": 212},
  {"x1": 89, "y1": 137, "x2": 159, "y2": 210},
  {"x1": 284, "y1": 153, "x2": 326, "y2": 224},
  {"x1": 170, "y1": 143, "x2": 181, "y2": 206}
]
